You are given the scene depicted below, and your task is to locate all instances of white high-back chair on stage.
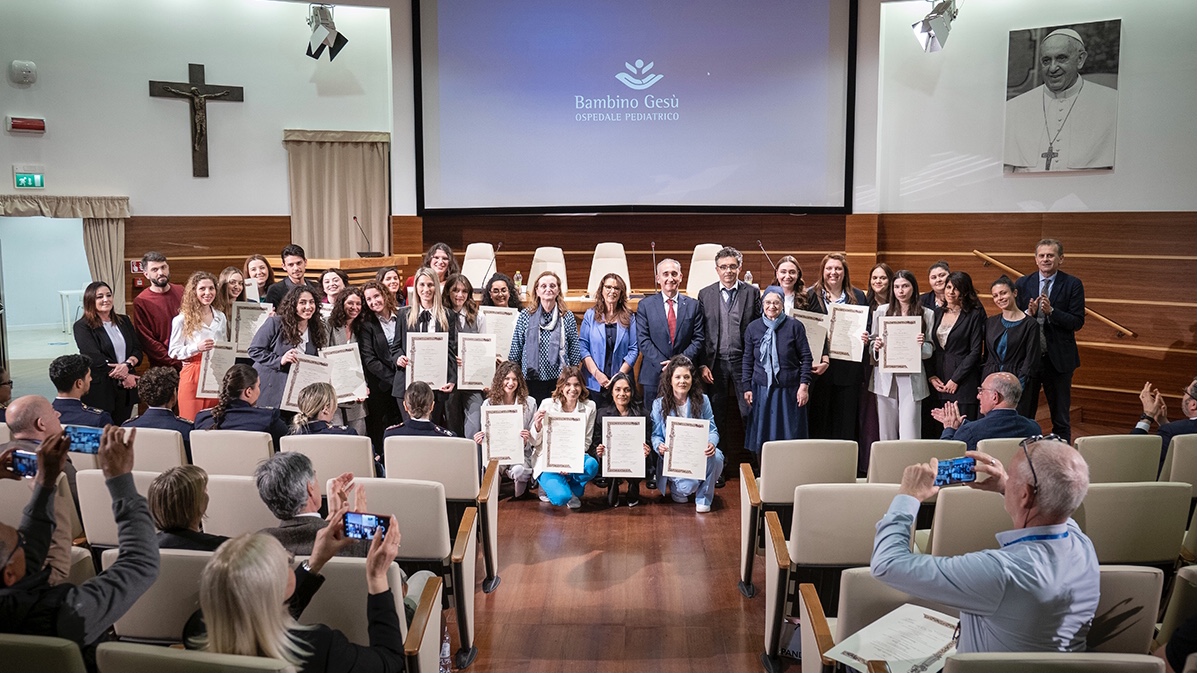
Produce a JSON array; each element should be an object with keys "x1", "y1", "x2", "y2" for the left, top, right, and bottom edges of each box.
[
  {"x1": 203, "y1": 474, "x2": 279, "y2": 537},
  {"x1": 122, "y1": 427, "x2": 187, "y2": 473},
  {"x1": 528, "y1": 246, "x2": 568, "y2": 293},
  {"x1": 280, "y1": 434, "x2": 375, "y2": 495},
  {"x1": 685, "y1": 243, "x2": 722, "y2": 296},
  {"x1": 460, "y1": 242, "x2": 497, "y2": 290},
  {"x1": 190, "y1": 429, "x2": 273, "y2": 476},
  {"x1": 586, "y1": 242, "x2": 631, "y2": 297}
]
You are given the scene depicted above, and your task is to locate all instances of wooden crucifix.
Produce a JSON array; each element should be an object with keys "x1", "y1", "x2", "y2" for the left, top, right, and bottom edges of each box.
[{"x1": 149, "y1": 64, "x2": 244, "y2": 177}]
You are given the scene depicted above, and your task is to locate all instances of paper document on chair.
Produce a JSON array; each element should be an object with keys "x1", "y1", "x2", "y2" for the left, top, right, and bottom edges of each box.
[
  {"x1": 824, "y1": 603, "x2": 958, "y2": 673},
  {"x1": 320, "y1": 344, "x2": 369, "y2": 403},
  {"x1": 479, "y1": 307, "x2": 519, "y2": 360},
  {"x1": 542, "y1": 411, "x2": 586, "y2": 474},
  {"x1": 828, "y1": 303, "x2": 869, "y2": 362},
  {"x1": 789, "y1": 308, "x2": 829, "y2": 360},
  {"x1": 879, "y1": 316, "x2": 923, "y2": 374},
  {"x1": 602, "y1": 417, "x2": 646, "y2": 478},
  {"x1": 481, "y1": 404, "x2": 524, "y2": 466},
  {"x1": 458, "y1": 333, "x2": 497, "y2": 391},
  {"x1": 197, "y1": 342, "x2": 237, "y2": 399},
  {"x1": 281, "y1": 354, "x2": 331, "y2": 412},
  {"x1": 405, "y1": 333, "x2": 449, "y2": 389},
  {"x1": 662, "y1": 417, "x2": 710, "y2": 480}
]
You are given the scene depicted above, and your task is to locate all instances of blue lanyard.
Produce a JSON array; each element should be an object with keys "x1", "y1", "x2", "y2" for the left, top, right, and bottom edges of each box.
[{"x1": 1001, "y1": 531, "x2": 1069, "y2": 548}]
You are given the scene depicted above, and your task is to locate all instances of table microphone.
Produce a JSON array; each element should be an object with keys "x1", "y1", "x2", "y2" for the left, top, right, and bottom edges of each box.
[
  {"x1": 355, "y1": 216, "x2": 383, "y2": 258},
  {"x1": 480, "y1": 242, "x2": 502, "y2": 287},
  {"x1": 651, "y1": 241, "x2": 658, "y2": 289},
  {"x1": 757, "y1": 240, "x2": 777, "y2": 270}
]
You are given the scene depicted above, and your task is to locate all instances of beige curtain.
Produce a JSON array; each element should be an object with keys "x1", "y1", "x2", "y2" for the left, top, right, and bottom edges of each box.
[
  {"x1": 82, "y1": 218, "x2": 127, "y2": 310},
  {"x1": 283, "y1": 130, "x2": 390, "y2": 259},
  {"x1": 0, "y1": 195, "x2": 129, "y2": 219}
]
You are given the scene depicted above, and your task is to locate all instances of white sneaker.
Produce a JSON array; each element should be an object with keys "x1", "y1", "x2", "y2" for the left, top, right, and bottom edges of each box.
[
  {"x1": 695, "y1": 503, "x2": 711, "y2": 513},
  {"x1": 539, "y1": 494, "x2": 550, "y2": 503},
  {"x1": 567, "y1": 496, "x2": 582, "y2": 510}
]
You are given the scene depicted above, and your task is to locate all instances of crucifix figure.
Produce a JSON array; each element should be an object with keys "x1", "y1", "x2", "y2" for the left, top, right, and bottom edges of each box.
[{"x1": 149, "y1": 64, "x2": 244, "y2": 177}]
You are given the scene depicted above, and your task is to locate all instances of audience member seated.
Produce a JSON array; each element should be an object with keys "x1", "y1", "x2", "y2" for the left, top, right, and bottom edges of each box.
[
  {"x1": 122, "y1": 366, "x2": 194, "y2": 459},
  {"x1": 530, "y1": 366, "x2": 598, "y2": 510},
  {"x1": 0, "y1": 427, "x2": 159, "y2": 664},
  {"x1": 49, "y1": 354, "x2": 113, "y2": 428},
  {"x1": 871, "y1": 436, "x2": 1097, "y2": 652},
  {"x1": 931, "y1": 372, "x2": 1041, "y2": 452},
  {"x1": 2, "y1": 395, "x2": 79, "y2": 557},
  {"x1": 255, "y1": 452, "x2": 367, "y2": 557},
  {"x1": 195, "y1": 364, "x2": 288, "y2": 448},
  {"x1": 650, "y1": 356, "x2": 724, "y2": 514},
  {"x1": 149, "y1": 465, "x2": 228, "y2": 551},
  {"x1": 1158, "y1": 610, "x2": 1197, "y2": 673},
  {"x1": 383, "y1": 382, "x2": 455, "y2": 440},
  {"x1": 1135, "y1": 379, "x2": 1197, "y2": 469},
  {"x1": 290, "y1": 382, "x2": 358, "y2": 436}
]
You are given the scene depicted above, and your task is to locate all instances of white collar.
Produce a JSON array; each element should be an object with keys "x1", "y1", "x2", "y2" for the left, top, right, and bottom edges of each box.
[{"x1": 1044, "y1": 76, "x2": 1084, "y2": 100}]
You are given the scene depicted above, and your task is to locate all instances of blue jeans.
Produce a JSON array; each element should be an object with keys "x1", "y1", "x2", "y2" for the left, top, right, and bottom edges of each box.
[
  {"x1": 660, "y1": 449, "x2": 725, "y2": 507},
  {"x1": 539, "y1": 456, "x2": 599, "y2": 506}
]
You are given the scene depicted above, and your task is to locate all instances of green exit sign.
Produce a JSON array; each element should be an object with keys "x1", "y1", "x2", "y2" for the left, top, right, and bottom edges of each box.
[{"x1": 13, "y1": 165, "x2": 46, "y2": 189}]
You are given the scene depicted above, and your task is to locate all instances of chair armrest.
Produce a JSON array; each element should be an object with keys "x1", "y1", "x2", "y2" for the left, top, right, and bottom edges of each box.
[
  {"x1": 798, "y1": 583, "x2": 836, "y2": 666},
  {"x1": 478, "y1": 459, "x2": 499, "y2": 502},
  {"x1": 404, "y1": 576, "x2": 443, "y2": 657},
  {"x1": 741, "y1": 462, "x2": 761, "y2": 507},
  {"x1": 765, "y1": 511, "x2": 790, "y2": 569},
  {"x1": 1182, "y1": 547, "x2": 1196, "y2": 565},
  {"x1": 451, "y1": 507, "x2": 478, "y2": 563}
]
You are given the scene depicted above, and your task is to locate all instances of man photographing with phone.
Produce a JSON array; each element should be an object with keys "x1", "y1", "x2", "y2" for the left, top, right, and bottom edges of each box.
[{"x1": 870, "y1": 436, "x2": 1098, "y2": 653}]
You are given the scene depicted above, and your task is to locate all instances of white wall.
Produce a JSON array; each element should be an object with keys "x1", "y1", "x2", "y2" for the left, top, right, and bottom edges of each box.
[
  {"x1": 868, "y1": 0, "x2": 1197, "y2": 212},
  {"x1": 3, "y1": 0, "x2": 395, "y2": 216},
  {"x1": 0, "y1": 217, "x2": 94, "y2": 328}
]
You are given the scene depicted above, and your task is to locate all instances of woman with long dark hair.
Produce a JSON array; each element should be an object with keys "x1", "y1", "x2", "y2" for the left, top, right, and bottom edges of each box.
[
  {"x1": 374, "y1": 266, "x2": 404, "y2": 306},
  {"x1": 928, "y1": 271, "x2": 987, "y2": 424},
  {"x1": 592, "y1": 373, "x2": 651, "y2": 507},
  {"x1": 73, "y1": 280, "x2": 143, "y2": 424},
  {"x1": 473, "y1": 361, "x2": 537, "y2": 498},
  {"x1": 774, "y1": 255, "x2": 808, "y2": 314},
  {"x1": 248, "y1": 286, "x2": 327, "y2": 411},
  {"x1": 320, "y1": 268, "x2": 349, "y2": 311},
  {"x1": 650, "y1": 356, "x2": 724, "y2": 514},
  {"x1": 804, "y1": 253, "x2": 868, "y2": 442},
  {"x1": 326, "y1": 286, "x2": 367, "y2": 435},
  {"x1": 403, "y1": 243, "x2": 459, "y2": 298},
  {"x1": 481, "y1": 273, "x2": 519, "y2": 309},
  {"x1": 443, "y1": 273, "x2": 485, "y2": 438},
  {"x1": 194, "y1": 364, "x2": 288, "y2": 447},
  {"x1": 529, "y1": 366, "x2": 597, "y2": 510},
  {"x1": 983, "y1": 275, "x2": 1040, "y2": 417},
  {"x1": 358, "y1": 281, "x2": 402, "y2": 452},
  {"x1": 244, "y1": 254, "x2": 276, "y2": 302},
  {"x1": 213, "y1": 266, "x2": 246, "y2": 332},
  {"x1": 169, "y1": 271, "x2": 227, "y2": 421},
  {"x1": 868, "y1": 270, "x2": 935, "y2": 441}
]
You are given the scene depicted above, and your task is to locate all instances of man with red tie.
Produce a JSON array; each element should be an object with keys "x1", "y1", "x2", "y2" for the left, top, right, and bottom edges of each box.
[{"x1": 635, "y1": 259, "x2": 706, "y2": 410}]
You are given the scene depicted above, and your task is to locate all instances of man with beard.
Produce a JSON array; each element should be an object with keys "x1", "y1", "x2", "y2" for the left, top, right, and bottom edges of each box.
[{"x1": 132, "y1": 251, "x2": 186, "y2": 370}]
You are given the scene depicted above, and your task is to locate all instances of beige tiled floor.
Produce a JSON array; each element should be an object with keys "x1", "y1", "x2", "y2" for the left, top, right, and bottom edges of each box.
[{"x1": 6, "y1": 325, "x2": 78, "y2": 400}]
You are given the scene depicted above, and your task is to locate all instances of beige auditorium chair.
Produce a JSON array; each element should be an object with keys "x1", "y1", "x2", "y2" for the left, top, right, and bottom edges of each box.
[
  {"x1": 866, "y1": 439, "x2": 966, "y2": 483},
  {"x1": 740, "y1": 439, "x2": 857, "y2": 598},
  {"x1": 122, "y1": 427, "x2": 188, "y2": 473},
  {"x1": 923, "y1": 486, "x2": 1009, "y2": 556},
  {"x1": 0, "y1": 471, "x2": 82, "y2": 540},
  {"x1": 76, "y1": 470, "x2": 157, "y2": 550},
  {"x1": 459, "y1": 242, "x2": 497, "y2": 290},
  {"x1": 943, "y1": 653, "x2": 1164, "y2": 672},
  {"x1": 684, "y1": 243, "x2": 723, "y2": 296},
  {"x1": 1156, "y1": 565, "x2": 1197, "y2": 652},
  {"x1": 68, "y1": 449, "x2": 99, "y2": 471},
  {"x1": 975, "y1": 437, "x2": 1024, "y2": 467},
  {"x1": 203, "y1": 474, "x2": 279, "y2": 537},
  {"x1": 0, "y1": 634, "x2": 86, "y2": 673},
  {"x1": 528, "y1": 246, "x2": 568, "y2": 293},
  {"x1": 0, "y1": 422, "x2": 9, "y2": 444},
  {"x1": 1074, "y1": 434, "x2": 1162, "y2": 483},
  {"x1": 101, "y1": 548, "x2": 210, "y2": 644},
  {"x1": 1161, "y1": 434, "x2": 1197, "y2": 506},
  {"x1": 190, "y1": 429, "x2": 273, "y2": 476},
  {"x1": 586, "y1": 242, "x2": 632, "y2": 297},
  {"x1": 1076, "y1": 481, "x2": 1190, "y2": 565},
  {"x1": 296, "y1": 557, "x2": 444, "y2": 673},
  {"x1": 1089, "y1": 565, "x2": 1164, "y2": 653},
  {"x1": 280, "y1": 434, "x2": 375, "y2": 496},
  {"x1": 385, "y1": 435, "x2": 501, "y2": 593},
  {"x1": 95, "y1": 642, "x2": 295, "y2": 672}
]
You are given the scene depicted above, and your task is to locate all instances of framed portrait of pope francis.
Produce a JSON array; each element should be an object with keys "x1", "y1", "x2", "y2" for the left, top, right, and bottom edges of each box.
[{"x1": 1003, "y1": 20, "x2": 1121, "y2": 173}]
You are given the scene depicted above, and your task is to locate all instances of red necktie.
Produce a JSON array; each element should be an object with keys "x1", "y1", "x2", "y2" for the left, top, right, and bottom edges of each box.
[{"x1": 667, "y1": 297, "x2": 677, "y2": 343}]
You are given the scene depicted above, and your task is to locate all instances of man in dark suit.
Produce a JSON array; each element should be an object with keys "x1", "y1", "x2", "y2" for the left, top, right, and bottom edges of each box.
[
  {"x1": 932, "y1": 372, "x2": 1042, "y2": 452},
  {"x1": 49, "y1": 354, "x2": 113, "y2": 428},
  {"x1": 1014, "y1": 239, "x2": 1084, "y2": 442},
  {"x1": 635, "y1": 258, "x2": 706, "y2": 408},
  {"x1": 698, "y1": 247, "x2": 761, "y2": 477},
  {"x1": 264, "y1": 243, "x2": 319, "y2": 309},
  {"x1": 254, "y1": 451, "x2": 368, "y2": 557},
  {"x1": 122, "y1": 366, "x2": 194, "y2": 460},
  {"x1": 1134, "y1": 379, "x2": 1197, "y2": 470}
]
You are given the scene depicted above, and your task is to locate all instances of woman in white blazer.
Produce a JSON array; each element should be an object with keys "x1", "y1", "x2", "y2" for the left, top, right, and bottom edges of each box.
[{"x1": 867, "y1": 270, "x2": 935, "y2": 441}]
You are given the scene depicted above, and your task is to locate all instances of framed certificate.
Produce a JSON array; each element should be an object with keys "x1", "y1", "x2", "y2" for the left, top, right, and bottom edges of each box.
[
  {"x1": 405, "y1": 332, "x2": 449, "y2": 389},
  {"x1": 662, "y1": 417, "x2": 710, "y2": 480},
  {"x1": 879, "y1": 316, "x2": 923, "y2": 374},
  {"x1": 231, "y1": 301, "x2": 270, "y2": 357},
  {"x1": 602, "y1": 417, "x2": 646, "y2": 478},
  {"x1": 281, "y1": 354, "x2": 331, "y2": 412},
  {"x1": 481, "y1": 404, "x2": 524, "y2": 465},
  {"x1": 544, "y1": 411, "x2": 586, "y2": 474},
  {"x1": 197, "y1": 342, "x2": 236, "y2": 399},
  {"x1": 458, "y1": 333, "x2": 497, "y2": 391}
]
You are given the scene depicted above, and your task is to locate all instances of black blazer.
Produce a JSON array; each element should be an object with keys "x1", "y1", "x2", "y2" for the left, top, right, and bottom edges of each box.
[
  {"x1": 1013, "y1": 270, "x2": 1085, "y2": 373},
  {"x1": 290, "y1": 591, "x2": 405, "y2": 673},
  {"x1": 358, "y1": 316, "x2": 398, "y2": 395},
  {"x1": 389, "y1": 306, "x2": 458, "y2": 399},
  {"x1": 929, "y1": 307, "x2": 986, "y2": 404},
  {"x1": 156, "y1": 528, "x2": 228, "y2": 551},
  {"x1": 804, "y1": 287, "x2": 869, "y2": 387},
  {"x1": 982, "y1": 314, "x2": 1040, "y2": 383},
  {"x1": 73, "y1": 314, "x2": 143, "y2": 414},
  {"x1": 697, "y1": 281, "x2": 762, "y2": 371}
]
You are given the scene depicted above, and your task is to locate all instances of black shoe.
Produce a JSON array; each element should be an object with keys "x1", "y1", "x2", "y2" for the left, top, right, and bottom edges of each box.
[
  {"x1": 594, "y1": 477, "x2": 610, "y2": 489},
  {"x1": 715, "y1": 475, "x2": 726, "y2": 488},
  {"x1": 607, "y1": 483, "x2": 620, "y2": 507},
  {"x1": 645, "y1": 478, "x2": 657, "y2": 491},
  {"x1": 627, "y1": 482, "x2": 641, "y2": 507}
]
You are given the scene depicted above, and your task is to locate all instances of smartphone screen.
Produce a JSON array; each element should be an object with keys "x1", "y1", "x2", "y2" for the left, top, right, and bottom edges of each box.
[
  {"x1": 343, "y1": 511, "x2": 389, "y2": 541},
  {"x1": 64, "y1": 425, "x2": 103, "y2": 454},
  {"x1": 934, "y1": 456, "x2": 977, "y2": 487},
  {"x1": 11, "y1": 450, "x2": 38, "y2": 478}
]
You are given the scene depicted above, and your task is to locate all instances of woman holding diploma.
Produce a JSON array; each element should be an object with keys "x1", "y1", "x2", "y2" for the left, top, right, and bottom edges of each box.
[
  {"x1": 392, "y1": 267, "x2": 457, "y2": 426},
  {"x1": 867, "y1": 270, "x2": 935, "y2": 442},
  {"x1": 169, "y1": 271, "x2": 228, "y2": 421},
  {"x1": 579, "y1": 272, "x2": 639, "y2": 406},
  {"x1": 509, "y1": 271, "x2": 581, "y2": 404},
  {"x1": 592, "y1": 373, "x2": 651, "y2": 507},
  {"x1": 359, "y1": 281, "x2": 402, "y2": 453},
  {"x1": 530, "y1": 366, "x2": 597, "y2": 510},
  {"x1": 481, "y1": 273, "x2": 519, "y2": 309},
  {"x1": 248, "y1": 286, "x2": 327, "y2": 411},
  {"x1": 243, "y1": 254, "x2": 275, "y2": 302},
  {"x1": 444, "y1": 273, "x2": 485, "y2": 439},
  {"x1": 741, "y1": 287, "x2": 813, "y2": 454},
  {"x1": 195, "y1": 364, "x2": 289, "y2": 448},
  {"x1": 327, "y1": 287, "x2": 367, "y2": 436},
  {"x1": 928, "y1": 271, "x2": 986, "y2": 424},
  {"x1": 474, "y1": 362, "x2": 537, "y2": 499},
  {"x1": 804, "y1": 253, "x2": 868, "y2": 442},
  {"x1": 214, "y1": 267, "x2": 246, "y2": 332},
  {"x1": 773, "y1": 256, "x2": 808, "y2": 313},
  {"x1": 650, "y1": 356, "x2": 724, "y2": 514},
  {"x1": 74, "y1": 281, "x2": 143, "y2": 425},
  {"x1": 982, "y1": 276, "x2": 1039, "y2": 417},
  {"x1": 289, "y1": 382, "x2": 358, "y2": 436}
]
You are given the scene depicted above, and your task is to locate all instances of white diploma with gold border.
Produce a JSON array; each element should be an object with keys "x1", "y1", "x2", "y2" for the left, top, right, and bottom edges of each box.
[
  {"x1": 824, "y1": 603, "x2": 958, "y2": 673},
  {"x1": 479, "y1": 306, "x2": 519, "y2": 359},
  {"x1": 828, "y1": 303, "x2": 869, "y2": 362},
  {"x1": 789, "y1": 308, "x2": 829, "y2": 360},
  {"x1": 542, "y1": 411, "x2": 587, "y2": 474},
  {"x1": 662, "y1": 417, "x2": 710, "y2": 480},
  {"x1": 281, "y1": 354, "x2": 331, "y2": 412},
  {"x1": 481, "y1": 404, "x2": 524, "y2": 466},
  {"x1": 405, "y1": 332, "x2": 449, "y2": 389},
  {"x1": 458, "y1": 333, "x2": 497, "y2": 391},
  {"x1": 602, "y1": 417, "x2": 646, "y2": 478},
  {"x1": 197, "y1": 342, "x2": 236, "y2": 399},
  {"x1": 231, "y1": 301, "x2": 271, "y2": 357},
  {"x1": 319, "y1": 343, "x2": 369, "y2": 402},
  {"x1": 878, "y1": 316, "x2": 923, "y2": 374}
]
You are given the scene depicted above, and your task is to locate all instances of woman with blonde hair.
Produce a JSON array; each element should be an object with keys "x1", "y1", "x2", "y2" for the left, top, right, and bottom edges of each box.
[
  {"x1": 392, "y1": 267, "x2": 457, "y2": 425},
  {"x1": 169, "y1": 270, "x2": 227, "y2": 420},
  {"x1": 290, "y1": 381, "x2": 358, "y2": 436},
  {"x1": 214, "y1": 266, "x2": 246, "y2": 329},
  {"x1": 508, "y1": 270, "x2": 581, "y2": 404},
  {"x1": 149, "y1": 465, "x2": 227, "y2": 551}
]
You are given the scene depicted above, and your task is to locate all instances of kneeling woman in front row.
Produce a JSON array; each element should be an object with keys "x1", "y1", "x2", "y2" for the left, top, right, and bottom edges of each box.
[
  {"x1": 529, "y1": 366, "x2": 598, "y2": 510},
  {"x1": 593, "y1": 373, "x2": 651, "y2": 507},
  {"x1": 651, "y1": 356, "x2": 724, "y2": 514},
  {"x1": 194, "y1": 364, "x2": 289, "y2": 449}
]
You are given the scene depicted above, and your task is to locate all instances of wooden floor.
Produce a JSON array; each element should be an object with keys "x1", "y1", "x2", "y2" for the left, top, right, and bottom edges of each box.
[{"x1": 461, "y1": 476, "x2": 764, "y2": 673}]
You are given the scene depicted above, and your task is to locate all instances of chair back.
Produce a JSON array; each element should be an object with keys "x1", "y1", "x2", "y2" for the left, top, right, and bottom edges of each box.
[
  {"x1": 95, "y1": 642, "x2": 296, "y2": 672},
  {"x1": 295, "y1": 556, "x2": 406, "y2": 645},
  {"x1": 927, "y1": 487, "x2": 1009, "y2": 556},
  {"x1": 0, "y1": 634, "x2": 86, "y2": 673},
  {"x1": 1077, "y1": 482, "x2": 1190, "y2": 564},
  {"x1": 1162, "y1": 434, "x2": 1197, "y2": 500},
  {"x1": 529, "y1": 247, "x2": 568, "y2": 294},
  {"x1": 789, "y1": 483, "x2": 901, "y2": 565},
  {"x1": 758, "y1": 440, "x2": 857, "y2": 504},
  {"x1": 685, "y1": 243, "x2": 723, "y2": 297},
  {"x1": 586, "y1": 242, "x2": 631, "y2": 297},
  {"x1": 866, "y1": 440, "x2": 966, "y2": 483},
  {"x1": 1089, "y1": 565, "x2": 1164, "y2": 654},
  {"x1": 69, "y1": 451, "x2": 99, "y2": 471},
  {"x1": 190, "y1": 429, "x2": 273, "y2": 476},
  {"x1": 384, "y1": 436, "x2": 480, "y2": 501},
  {"x1": 203, "y1": 474, "x2": 280, "y2": 537},
  {"x1": 944, "y1": 652, "x2": 1165, "y2": 672},
  {"x1": 103, "y1": 548, "x2": 211, "y2": 643},
  {"x1": 343, "y1": 477, "x2": 453, "y2": 561},
  {"x1": 76, "y1": 470, "x2": 157, "y2": 547},
  {"x1": 122, "y1": 427, "x2": 187, "y2": 473},
  {"x1": 833, "y1": 566, "x2": 958, "y2": 642},
  {"x1": 0, "y1": 422, "x2": 9, "y2": 444},
  {"x1": 280, "y1": 434, "x2": 374, "y2": 495},
  {"x1": 460, "y1": 242, "x2": 497, "y2": 290},
  {"x1": 1159, "y1": 565, "x2": 1197, "y2": 650},
  {"x1": 975, "y1": 437, "x2": 1023, "y2": 467},
  {"x1": 0, "y1": 472, "x2": 82, "y2": 539},
  {"x1": 1075, "y1": 434, "x2": 1163, "y2": 483}
]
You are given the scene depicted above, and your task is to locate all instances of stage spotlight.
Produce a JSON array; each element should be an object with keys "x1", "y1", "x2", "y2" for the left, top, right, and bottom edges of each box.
[
  {"x1": 307, "y1": 4, "x2": 348, "y2": 61},
  {"x1": 913, "y1": 0, "x2": 957, "y2": 53}
]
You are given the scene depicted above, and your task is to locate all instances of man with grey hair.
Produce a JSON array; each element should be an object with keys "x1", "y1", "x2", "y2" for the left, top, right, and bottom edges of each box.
[
  {"x1": 872, "y1": 437, "x2": 1098, "y2": 652},
  {"x1": 1004, "y1": 27, "x2": 1119, "y2": 172},
  {"x1": 932, "y1": 372, "x2": 1042, "y2": 451},
  {"x1": 255, "y1": 452, "x2": 367, "y2": 557}
]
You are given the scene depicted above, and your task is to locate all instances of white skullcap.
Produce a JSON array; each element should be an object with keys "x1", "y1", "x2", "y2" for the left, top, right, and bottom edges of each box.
[{"x1": 1044, "y1": 28, "x2": 1085, "y2": 49}]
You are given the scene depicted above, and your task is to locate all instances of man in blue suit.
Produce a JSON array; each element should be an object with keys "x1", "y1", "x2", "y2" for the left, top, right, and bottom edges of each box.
[
  {"x1": 1134, "y1": 379, "x2": 1197, "y2": 471},
  {"x1": 122, "y1": 366, "x2": 194, "y2": 460},
  {"x1": 1014, "y1": 239, "x2": 1085, "y2": 442},
  {"x1": 49, "y1": 354, "x2": 113, "y2": 428},
  {"x1": 635, "y1": 259, "x2": 706, "y2": 408},
  {"x1": 933, "y1": 372, "x2": 1042, "y2": 452}
]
